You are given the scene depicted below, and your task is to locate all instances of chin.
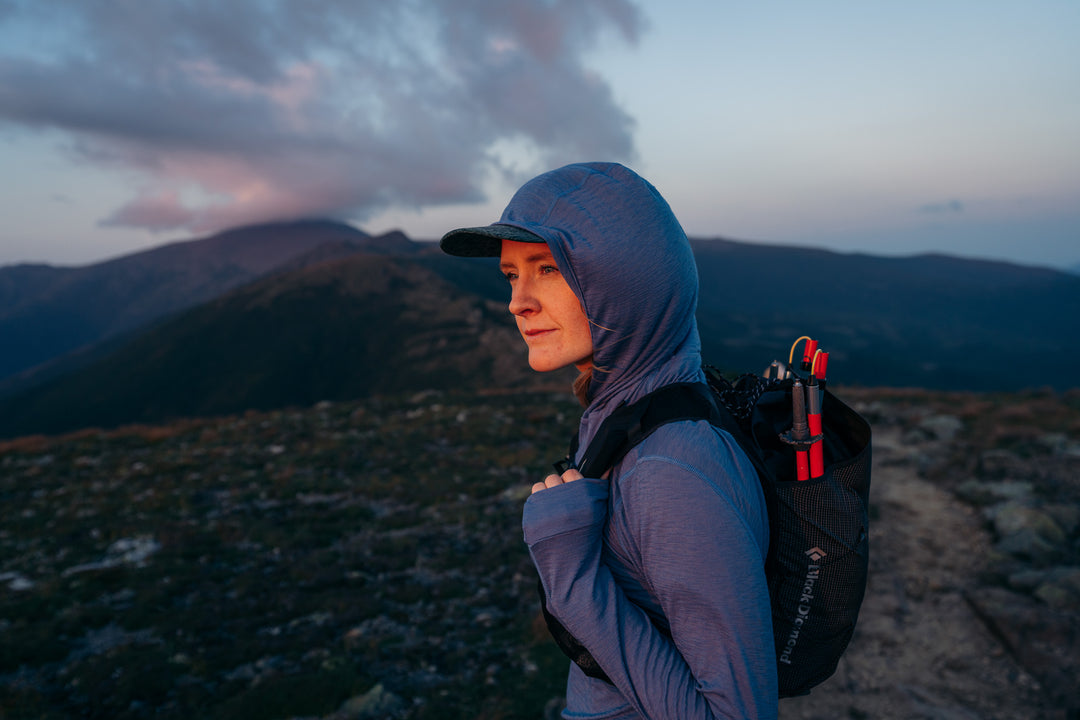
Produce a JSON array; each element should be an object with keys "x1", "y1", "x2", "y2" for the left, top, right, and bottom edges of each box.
[{"x1": 527, "y1": 355, "x2": 566, "y2": 373}]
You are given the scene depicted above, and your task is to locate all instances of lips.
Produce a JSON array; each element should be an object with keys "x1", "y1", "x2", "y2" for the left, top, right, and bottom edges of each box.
[{"x1": 523, "y1": 328, "x2": 555, "y2": 340}]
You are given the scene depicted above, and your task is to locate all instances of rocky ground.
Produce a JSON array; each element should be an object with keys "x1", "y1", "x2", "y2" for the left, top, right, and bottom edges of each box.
[
  {"x1": 1, "y1": 387, "x2": 1077, "y2": 719},
  {"x1": 783, "y1": 389, "x2": 1080, "y2": 720}
]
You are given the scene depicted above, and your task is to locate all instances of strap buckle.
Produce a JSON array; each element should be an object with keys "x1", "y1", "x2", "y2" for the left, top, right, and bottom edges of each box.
[{"x1": 552, "y1": 457, "x2": 576, "y2": 474}]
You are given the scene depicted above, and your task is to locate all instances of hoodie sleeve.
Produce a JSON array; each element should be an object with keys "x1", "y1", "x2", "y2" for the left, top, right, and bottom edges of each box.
[{"x1": 522, "y1": 430, "x2": 777, "y2": 719}]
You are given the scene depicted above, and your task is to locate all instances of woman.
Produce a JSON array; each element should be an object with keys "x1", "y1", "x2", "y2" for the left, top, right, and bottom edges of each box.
[{"x1": 441, "y1": 162, "x2": 777, "y2": 719}]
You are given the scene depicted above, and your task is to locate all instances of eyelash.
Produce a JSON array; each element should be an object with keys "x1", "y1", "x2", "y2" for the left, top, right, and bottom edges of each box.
[{"x1": 502, "y1": 265, "x2": 559, "y2": 282}]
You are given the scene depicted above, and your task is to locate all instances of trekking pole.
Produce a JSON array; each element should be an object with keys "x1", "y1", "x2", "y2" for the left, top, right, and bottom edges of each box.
[
  {"x1": 781, "y1": 377, "x2": 813, "y2": 481},
  {"x1": 806, "y1": 350, "x2": 828, "y2": 479},
  {"x1": 788, "y1": 336, "x2": 811, "y2": 379},
  {"x1": 801, "y1": 338, "x2": 818, "y2": 373},
  {"x1": 814, "y1": 351, "x2": 829, "y2": 390}
]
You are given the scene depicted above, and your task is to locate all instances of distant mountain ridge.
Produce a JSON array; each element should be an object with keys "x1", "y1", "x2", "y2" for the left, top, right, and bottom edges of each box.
[
  {"x1": 0, "y1": 220, "x2": 406, "y2": 388},
  {"x1": 1, "y1": 220, "x2": 1078, "y2": 439},
  {"x1": 0, "y1": 251, "x2": 553, "y2": 437},
  {"x1": 690, "y1": 239, "x2": 1080, "y2": 391}
]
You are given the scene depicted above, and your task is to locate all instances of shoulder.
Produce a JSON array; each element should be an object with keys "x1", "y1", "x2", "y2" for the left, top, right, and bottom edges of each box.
[
  {"x1": 613, "y1": 419, "x2": 769, "y2": 551},
  {"x1": 620, "y1": 418, "x2": 754, "y2": 490}
]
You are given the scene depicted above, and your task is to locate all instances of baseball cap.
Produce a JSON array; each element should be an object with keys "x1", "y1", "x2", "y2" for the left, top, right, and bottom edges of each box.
[{"x1": 439, "y1": 223, "x2": 546, "y2": 258}]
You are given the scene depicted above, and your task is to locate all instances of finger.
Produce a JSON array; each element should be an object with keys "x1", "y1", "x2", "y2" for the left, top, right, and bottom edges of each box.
[
  {"x1": 544, "y1": 474, "x2": 563, "y2": 489},
  {"x1": 531, "y1": 481, "x2": 547, "y2": 494},
  {"x1": 561, "y1": 469, "x2": 584, "y2": 483}
]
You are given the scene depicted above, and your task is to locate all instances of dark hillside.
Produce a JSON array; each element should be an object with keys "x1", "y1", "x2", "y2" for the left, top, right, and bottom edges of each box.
[
  {"x1": 0, "y1": 262, "x2": 77, "y2": 309},
  {"x1": 0, "y1": 253, "x2": 559, "y2": 438},
  {"x1": 0, "y1": 220, "x2": 382, "y2": 383},
  {"x1": 2, "y1": 228, "x2": 1078, "y2": 440},
  {"x1": 691, "y1": 239, "x2": 1080, "y2": 390}
]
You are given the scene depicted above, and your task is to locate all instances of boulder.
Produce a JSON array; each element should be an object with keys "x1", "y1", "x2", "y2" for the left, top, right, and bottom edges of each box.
[
  {"x1": 918, "y1": 414, "x2": 964, "y2": 443},
  {"x1": 337, "y1": 683, "x2": 404, "y2": 719},
  {"x1": 988, "y1": 502, "x2": 1067, "y2": 546},
  {"x1": 965, "y1": 587, "x2": 1080, "y2": 711}
]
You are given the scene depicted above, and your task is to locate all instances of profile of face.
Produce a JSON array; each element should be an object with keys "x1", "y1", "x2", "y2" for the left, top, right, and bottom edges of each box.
[{"x1": 499, "y1": 239, "x2": 594, "y2": 373}]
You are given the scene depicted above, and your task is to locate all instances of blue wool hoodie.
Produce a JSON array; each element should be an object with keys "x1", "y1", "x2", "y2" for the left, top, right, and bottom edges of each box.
[{"x1": 498, "y1": 163, "x2": 776, "y2": 718}]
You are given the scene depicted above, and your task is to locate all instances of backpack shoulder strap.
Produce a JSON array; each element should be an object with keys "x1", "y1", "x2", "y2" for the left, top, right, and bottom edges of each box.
[{"x1": 563, "y1": 382, "x2": 719, "y2": 479}]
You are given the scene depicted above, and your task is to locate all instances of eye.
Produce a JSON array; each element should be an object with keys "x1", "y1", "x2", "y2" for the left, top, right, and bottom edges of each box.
[
  {"x1": 540, "y1": 264, "x2": 560, "y2": 275},
  {"x1": 502, "y1": 270, "x2": 518, "y2": 282}
]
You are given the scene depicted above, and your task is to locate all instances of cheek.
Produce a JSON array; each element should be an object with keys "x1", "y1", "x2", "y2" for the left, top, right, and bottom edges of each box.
[
  {"x1": 569, "y1": 305, "x2": 593, "y2": 348},
  {"x1": 548, "y1": 280, "x2": 593, "y2": 352}
]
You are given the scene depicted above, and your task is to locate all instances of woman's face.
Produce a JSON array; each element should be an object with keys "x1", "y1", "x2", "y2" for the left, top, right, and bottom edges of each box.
[{"x1": 500, "y1": 239, "x2": 594, "y2": 373}]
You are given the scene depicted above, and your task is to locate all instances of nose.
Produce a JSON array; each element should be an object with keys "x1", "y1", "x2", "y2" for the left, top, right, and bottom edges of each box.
[{"x1": 508, "y1": 276, "x2": 539, "y2": 317}]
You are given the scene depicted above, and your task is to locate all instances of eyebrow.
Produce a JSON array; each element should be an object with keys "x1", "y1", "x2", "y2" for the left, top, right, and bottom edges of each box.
[{"x1": 499, "y1": 251, "x2": 556, "y2": 269}]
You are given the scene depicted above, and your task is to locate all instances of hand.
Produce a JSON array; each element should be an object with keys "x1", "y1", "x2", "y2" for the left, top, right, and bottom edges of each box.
[{"x1": 531, "y1": 468, "x2": 584, "y2": 494}]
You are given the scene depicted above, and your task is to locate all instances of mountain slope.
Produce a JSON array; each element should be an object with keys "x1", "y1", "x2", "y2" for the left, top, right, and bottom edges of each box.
[
  {"x1": 0, "y1": 251, "x2": 556, "y2": 438},
  {"x1": 691, "y1": 238, "x2": 1080, "y2": 390},
  {"x1": 0, "y1": 220, "x2": 391, "y2": 384},
  {"x1": 2, "y1": 227, "x2": 1078, "y2": 439}
]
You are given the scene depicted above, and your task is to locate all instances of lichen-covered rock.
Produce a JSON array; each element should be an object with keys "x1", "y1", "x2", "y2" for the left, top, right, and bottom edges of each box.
[
  {"x1": 336, "y1": 683, "x2": 404, "y2": 719},
  {"x1": 918, "y1": 414, "x2": 964, "y2": 442}
]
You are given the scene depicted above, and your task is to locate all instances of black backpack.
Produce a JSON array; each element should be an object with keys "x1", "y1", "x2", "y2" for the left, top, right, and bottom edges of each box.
[{"x1": 540, "y1": 361, "x2": 872, "y2": 698}]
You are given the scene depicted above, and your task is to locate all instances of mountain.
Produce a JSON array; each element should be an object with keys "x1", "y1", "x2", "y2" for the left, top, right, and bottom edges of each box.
[
  {"x1": 0, "y1": 219, "x2": 404, "y2": 386},
  {"x1": 0, "y1": 250, "x2": 562, "y2": 438},
  {"x1": 1, "y1": 223, "x2": 1078, "y2": 439},
  {"x1": 691, "y1": 239, "x2": 1080, "y2": 391}
]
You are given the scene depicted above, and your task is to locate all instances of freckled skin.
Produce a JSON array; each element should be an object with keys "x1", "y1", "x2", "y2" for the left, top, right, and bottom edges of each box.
[
  {"x1": 499, "y1": 238, "x2": 593, "y2": 494},
  {"x1": 499, "y1": 239, "x2": 593, "y2": 375}
]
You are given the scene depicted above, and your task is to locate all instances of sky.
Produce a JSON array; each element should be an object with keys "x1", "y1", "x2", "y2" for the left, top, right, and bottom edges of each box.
[{"x1": 0, "y1": 0, "x2": 1078, "y2": 271}]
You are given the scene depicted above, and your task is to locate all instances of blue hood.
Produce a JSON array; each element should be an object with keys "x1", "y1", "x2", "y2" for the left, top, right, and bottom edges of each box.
[{"x1": 493, "y1": 162, "x2": 703, "y2": 428}]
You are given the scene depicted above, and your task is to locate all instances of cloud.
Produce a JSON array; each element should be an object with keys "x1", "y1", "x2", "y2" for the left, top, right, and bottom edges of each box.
[
  {"x1": 0, "y1": 0, "x2": 643, "y2": 234},
  {"x1": 919, "y1": 199, "x2": 965, "y2": 214}
]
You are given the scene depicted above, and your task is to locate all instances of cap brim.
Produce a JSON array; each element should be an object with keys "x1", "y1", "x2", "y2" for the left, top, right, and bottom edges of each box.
[{"x1": 439, "y1": 224, "x2": 546, "y2": 257}]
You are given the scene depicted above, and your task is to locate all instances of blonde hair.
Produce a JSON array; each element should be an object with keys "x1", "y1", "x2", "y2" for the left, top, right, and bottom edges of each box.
[{"x1": 573, "y1": 366, "x2": 592, "y2": 407}]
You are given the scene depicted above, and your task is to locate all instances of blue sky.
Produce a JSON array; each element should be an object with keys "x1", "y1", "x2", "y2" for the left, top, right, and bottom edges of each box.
[{"x1": 1, "y1": 0, "x2": 1077, "y2": 270}]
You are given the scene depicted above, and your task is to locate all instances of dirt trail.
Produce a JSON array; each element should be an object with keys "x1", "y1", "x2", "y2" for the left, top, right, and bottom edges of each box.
[{"x1": 780, "y1": 426, "x2": 1047, "y2": 720}]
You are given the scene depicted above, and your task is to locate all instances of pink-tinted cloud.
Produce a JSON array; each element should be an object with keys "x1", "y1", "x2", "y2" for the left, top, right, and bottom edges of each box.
[{"x1": 0, "y1": 0, "x2": 643, "y2": 234}]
